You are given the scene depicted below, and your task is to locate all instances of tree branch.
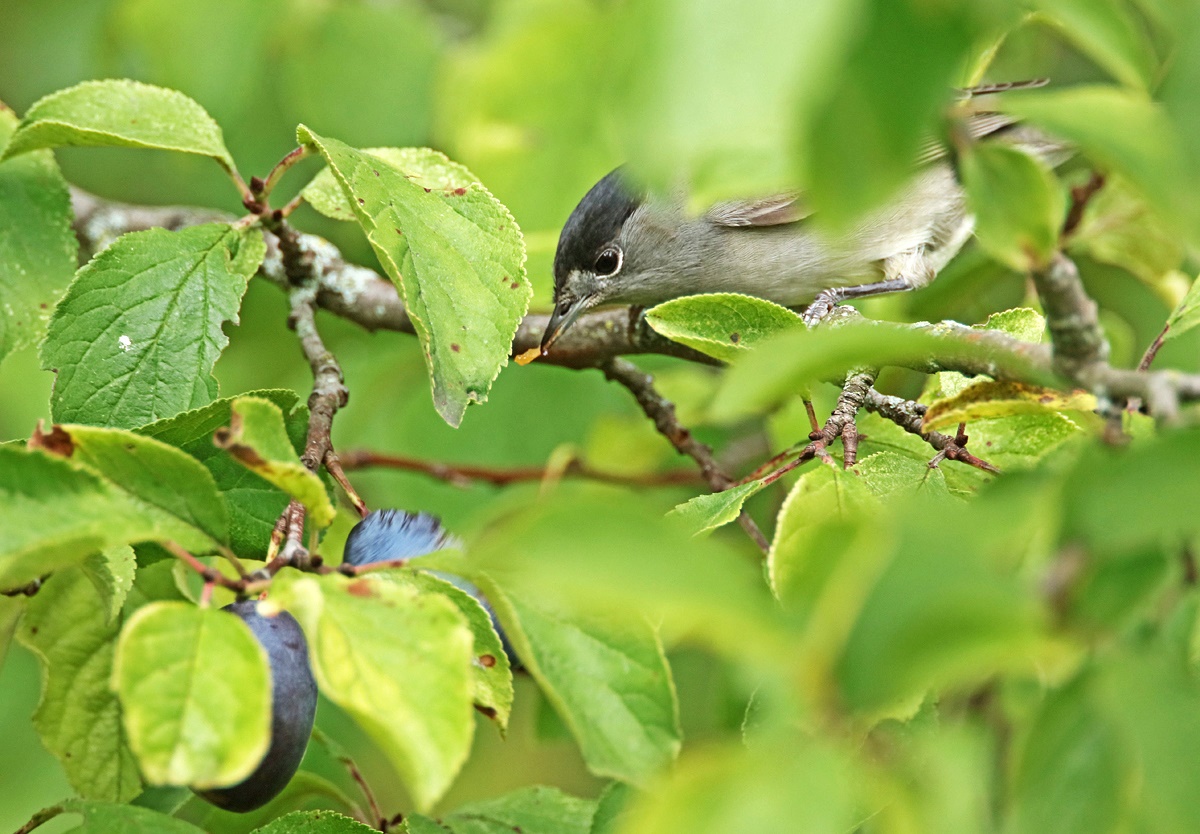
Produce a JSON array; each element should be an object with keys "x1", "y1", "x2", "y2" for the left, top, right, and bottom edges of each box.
[
  {"x1": 67, "y1": 188, "x2": 1200, "y2": 417},
  {"x1": 339, "y1": 448, "x2": 703, "y2": 489}
]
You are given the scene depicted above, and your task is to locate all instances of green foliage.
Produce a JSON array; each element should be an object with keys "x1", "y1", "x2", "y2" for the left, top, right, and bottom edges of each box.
[
  {"x1": 213, "y1": 397, "x2": 335, "y2": 529},
  {"x1": 19, "y1": 568, "x2": 141, "y2": 801},
  {"x1": 0, "y1": 80, "x2": 236, "y2": 174},
  {"x1": 3, "y1": 2, "x2": 1200, "y2": 833},
  {"x1": 41, "y1": 223, "x2": 265, "y2": 429},
  {"x1": 113, "y1": 601, "x2": 271, "y2": 789},
  {"x1": 0, "y1": 105, "x2": 76, "y2": 363},
  {"x1": 297, "y1": 128, "x2": 530, "y2": 427},
  {"x1": 275, "y1": 574, "x2": 475, "y2": 812}
]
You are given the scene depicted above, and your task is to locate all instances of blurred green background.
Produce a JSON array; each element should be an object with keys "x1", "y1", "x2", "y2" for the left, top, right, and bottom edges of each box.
[{"x1": 2, "y1": 0, "x2": 1199, "y2": 829}]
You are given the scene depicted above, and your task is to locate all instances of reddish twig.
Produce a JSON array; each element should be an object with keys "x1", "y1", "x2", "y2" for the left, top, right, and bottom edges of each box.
[
  {"x1": 864, "y1": 392, "x2": 1001, "y2": 475},
  {"x1": 338, "y1": 449, "x2": 703, "y2": 489},
  {"x1": 1061, "y1": 171, "x2": 1106, "y2": 239}
]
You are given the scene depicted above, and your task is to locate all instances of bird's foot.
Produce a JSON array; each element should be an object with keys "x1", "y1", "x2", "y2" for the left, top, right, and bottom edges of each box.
[{"x1": 802, "y1": 291, "x2": 841, "y2": 328}]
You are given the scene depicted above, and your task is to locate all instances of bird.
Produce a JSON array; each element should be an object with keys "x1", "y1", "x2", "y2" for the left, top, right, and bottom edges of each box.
[{"x1": 540, "y1": 81, "x2": 1064, "y2": 353}]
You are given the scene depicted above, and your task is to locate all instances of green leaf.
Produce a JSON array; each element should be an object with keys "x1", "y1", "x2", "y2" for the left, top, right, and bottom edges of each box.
[
  {"x1": 297, "y1": 127, "x2": 530, "y2": 427},
  {"x1": 276, "y1": 574, "x2": 475, "y2": 812},
  {"x1": 138, "y1": 390, "x2": 307, "y2": 558},
  {"x1": 837, "y1": 520, "x2": 1047, "y2": 712},
  {"x1": 1062, "y1": 427, "x2": 1200, "y2": 553},
  {"x1": 181, "y1": 771, "x2": 364, "y2": 834},
  {"x1": 1031, "y1": 0, "x2": 1158, "y2": 89},
  {"x1": 1000, "y1": 86, "x2": 1199, "y2": 243},
  {"x1": 670, "y1": 478, "x2": 773, "y2": 535},
  {"x1": 402, "y1": 815, "x2": 451, "y2": 834},
  {"x1": 615, "y1": 0, "x2": 855, "y2": 201},
  {"x1": 80, "y1": 545, "x2": 137, "y2": 622},
  {"x1": 921, "y1": 380, "x2": 1096, "y2": 432},
  {"x1": 769, "y1": 464, "x2": 879, "y2": 608},
  {"x1": 0, "y1": 104, "x2": 76, "y2": 362},
  {"x1": 644, "y1": 293, "x2": 803, "y2": 362},
  {"x1": 1165, "y1": 273, "x2": 1200, "y2": 341},
  {"x1": 1069, "y1": 174, "x2": 1185, "y2": 286},
  {"x1": 251, "y1": 810, "x2": 378, "y2": 833},
  {"x1": 852, "y1": 451, "x2": 957, "y2": 502},
  {"x1": 406, "y1": 570, "x2": 514, "y2": 732},
  {"x1": 18, "y1": 568, "x2": 142, "y2": 801},
  {"x1": 0, "y1": 445, "x2": 211, "y2": 587},
  {"x1": 440, "y1": 785, "x2": 597, "y2": 834},
  {"x1": 0, "y1": 595, "x2": 23, "y2": 671},
  {"x1": 302, "y1": 147, "x2": 477, "y2": 222},
  {"x1": 590, "y1": 782, "x2": 635, "y2": 834},
  {"x1": 61, "y1": 425, "x2": 230, "y2": 544},
  {"x1": 213, "y1": 396, "x2": 334, "y2": 527},
  {"x1": 461, "y1": 486, "x2": 788, "y2": 664},
  {"x1": 710, "y1": 322, "x2": 1053, "y2": 423},
  {"x1": 961, "y1": 143, "x2": 1065, "y2": 272},
  {"x1": 489, "y1": 587, "x2": 680, "y2": 787},
  {"x1": 1, "y1": 79, "x2": 236, "y2": 174},
  {"x1": 618, "y1": 739, "x2": 859, "y2": 834},
  {"x1": 59, "y1": 799, "x2": 207, "y2": 834},
  {"x1": 804, "y1": 1, "x2": 979, "y2": 227},
  {"x1": 1008, "y1": 674, "x2": 1130, "y2": 834},
  {"x1": 41, "y1": 223, "x2": 266, "y2": 429},
  {"x1": 113, "y1": 601, "x2": 271, "y2": 789}
]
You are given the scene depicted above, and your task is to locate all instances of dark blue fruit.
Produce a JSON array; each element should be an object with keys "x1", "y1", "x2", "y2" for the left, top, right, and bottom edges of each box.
[
  {"x1": 344, "y1": 509, "x2": 523, "y2": 671},
  {"x1": 195, "y1": 601, "x2": 318, "y2": 812}
]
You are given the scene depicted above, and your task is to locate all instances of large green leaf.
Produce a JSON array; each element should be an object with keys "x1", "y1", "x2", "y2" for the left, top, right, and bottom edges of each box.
[
  {"x1": 18, "y1": 568, "x2": 142, "y2": 801},
  {"x1": 836, "y1": 516, "x2": 1047, "y2": 712},
  {"x1": 1, "y1": 79, "x2": 236, "y2": 174},
  {"x1": 113, "y1": 601, "x2": 271, "y2": 789},
  {"x1": 961, "y1": 143, "x2": 1065, "y2": 272},
  {"x1": 58, "y1": 799, "x2": 207, "y2": 834},
  {"x1": 302, "y1": 147, "x2": 475, "y2": 222},
  {"x1": 709, "y1": 322, "x2": 1052, "y2": 423},
  {"x1": 138, "y1": 390, "x2": 307, "y2": 558},
  {"x1": 41, "y1": 223, "x2": 266, "y2": 429},
  {"x1": 644, "y1": 294, "x2": 803, "y2": 362},
  {"x1": 1008, "y1": 673, "x2": 1130, "y2": 834},
  {"x1": 615, "y1": 0, "x2": 854, "y2": 202},
  {"x1": 0, "y1": 445, "x2": 211, "y2": 587},
  {"x1": 439, "y1": 786, "x2": 597, "y2": 834},
  {"x1": 61, "y1": 425, "x2": 230, "y2": 544},
  {"x1": 276, "y1": 574, "x2": 475, "y2": 812},
  {"x1": 80, "y1": 545, "x2": 137, "y2": 622},
  {"x1": 297, "y1": 127, "x2": 529, "y2": 427},
  {"x1": 458, "y1": 486, "x2": 788, "y2": 663},
  {"x1": 1000, "y1": 86, "x2": 1199, "y2": 243},
  {"x1": 213, "y1": 396, "x2": 335, "y2": 528},
  {"x1": 250, "y1": 810, "x2": 378, "y2": 833},
  {"x1": 1031, "y1": 0, "x2": 1158, "y2": 90},
  {"x1": 804, "y1": 0, "x2": 980, "y2": 227},
  {"x1": 618, "y1": 740, "x2": 859, "y2": 834},
  {"x1": 405, "y1": 570, "x2": 514, "y2": 732},
  {"x1": 0, "y1": 104, "x2": 76, "y2": 362},
  {"x1": 488, "y1": 586, "x2": 680, "y2": 787}
]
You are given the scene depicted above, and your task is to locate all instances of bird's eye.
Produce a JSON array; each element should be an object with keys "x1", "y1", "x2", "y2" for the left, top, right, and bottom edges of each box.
[{"x1": 593, "y1": 247, "x2": 622, "y2": 277}]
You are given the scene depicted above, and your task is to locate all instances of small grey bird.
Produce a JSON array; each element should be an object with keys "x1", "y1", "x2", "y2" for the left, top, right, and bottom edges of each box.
[{"x1": 541, "y1": 83, "x2": 1063, "y2": 352}]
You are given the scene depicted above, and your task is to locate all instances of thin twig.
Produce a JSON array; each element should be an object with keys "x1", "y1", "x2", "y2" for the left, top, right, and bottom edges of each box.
[
  {"x1": 0, "y1": 576, "x2": 46, "y2": 597},
  {"x1": 12, "y1": 804, "x2": 65, "y2": 834},
  {"x1": 864, "y1": 391, "x2": 1001, "y2": 475},
  {"x1": 163, "y1": 541, "x2": 259, "y2": 593},
  {"x1": 311, "y1": 727, "x2": 385, "y2": 829},
  {"x1": 338, "y1": 449, "x2": 704, "y2": 489},
  {"x1": 1138, "y1": 321, "x2": 1170, "y2": 372},
  {"x1": 600, "y1": 358, "x2": 770, "y2": 553},
  {"x1": 1061, "y1": 171, "x2": 1106, "y2": 239}
]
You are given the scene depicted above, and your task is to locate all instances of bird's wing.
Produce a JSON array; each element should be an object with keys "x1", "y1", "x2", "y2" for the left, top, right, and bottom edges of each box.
[
  {"x1": 915, "y1": 111, "x2": 1025, "y2": 165},
  {"x1": 705, "y1": 194, "x2": 811, "y2": 227}
]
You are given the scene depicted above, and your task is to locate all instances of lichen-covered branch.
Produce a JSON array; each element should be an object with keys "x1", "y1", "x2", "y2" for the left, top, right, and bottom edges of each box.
[{"x1": 864, "y1": 391, "x2": 1001, "y2": 474}]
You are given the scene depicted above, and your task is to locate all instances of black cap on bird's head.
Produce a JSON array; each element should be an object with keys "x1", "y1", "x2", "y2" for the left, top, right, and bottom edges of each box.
[{"x1": 541, "y1": 169, "x2": 645, "y2": 353}]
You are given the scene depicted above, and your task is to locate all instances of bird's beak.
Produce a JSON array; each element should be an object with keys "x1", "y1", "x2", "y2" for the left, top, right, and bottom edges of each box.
[{"x1": 540, "y1": 295, "x2": 595, "y2": 354}]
